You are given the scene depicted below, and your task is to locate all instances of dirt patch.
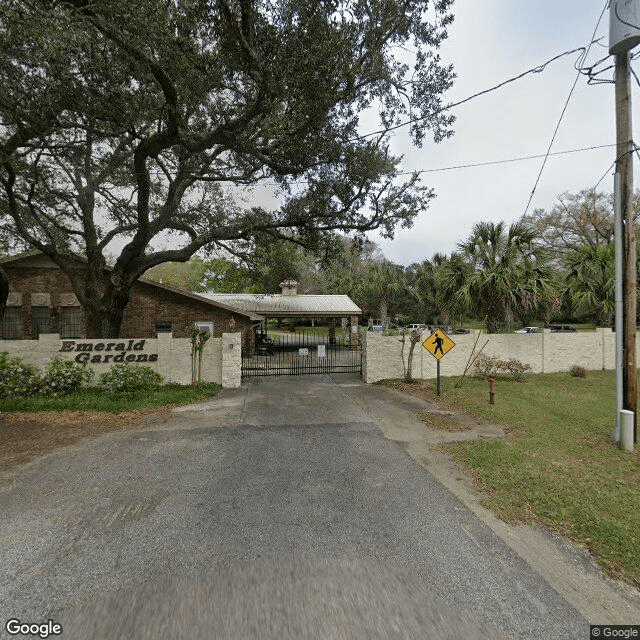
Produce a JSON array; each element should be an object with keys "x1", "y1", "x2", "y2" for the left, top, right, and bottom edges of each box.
[
  {"x1": 0, "y1": 409, "x2": 170, "y2": 474},
  {"x1": 414, "y1": 410, "x2": 471, "y2": 432},
  {"x1": 381, "y1": 380, "x2": 492, "y2": 432}
]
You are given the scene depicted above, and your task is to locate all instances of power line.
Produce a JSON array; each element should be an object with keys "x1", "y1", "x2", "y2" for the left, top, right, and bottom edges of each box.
[
  {"x1": 523, "y1": 0, "x2": 610, "y2": 215},
  {"x1": 409, "y1": 143, "x2": 617, "y2": 175},
  {"x1": 591, "y1": 143, "x2": 638, "y2": 192},
  {"x1": 235, "y1": 142, "x2": 617, "y2": 187},
  {"x1": 592, "y1": 160, "x2": 618, "y2": 192},
  {"x1": 356, "y1": 44, "x2": 594, "y2": 141}
]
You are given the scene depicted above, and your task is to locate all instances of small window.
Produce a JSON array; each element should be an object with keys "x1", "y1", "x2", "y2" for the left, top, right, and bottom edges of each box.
[
  {"x1": 155, "y1": 323, "x2": 172, "y2": 333},
  {"x1": 196, "y1": 322, "x2": 213, "y2": 335},
  {"x1": 60, "y1": 307, "x2": 82, "y2": 339},
  {"x1": 2, "y1": 307, "x2": 22, "y2": 339},
  {"x1": 31, "y1": 306, "x2": 51, "y2": 338}
]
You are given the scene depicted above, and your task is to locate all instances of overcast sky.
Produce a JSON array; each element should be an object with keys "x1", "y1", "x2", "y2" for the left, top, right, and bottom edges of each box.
[{"x1": 366, "y1": 0, "x2": 630, "y2": 266}]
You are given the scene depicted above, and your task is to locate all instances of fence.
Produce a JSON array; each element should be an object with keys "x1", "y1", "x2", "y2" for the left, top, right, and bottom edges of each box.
[
  {"x1": 3, "y1": 328, "x2": 628, "y2": 389},
  {"x1": 241, "y1": 330, "x2": 361, "y2": 377},
  {"x1": 0, "y1": 332, "x2": 242, "y2": 388},
  {"x1": 362, "y1": 328, "x2": 619, "y2": 384}
]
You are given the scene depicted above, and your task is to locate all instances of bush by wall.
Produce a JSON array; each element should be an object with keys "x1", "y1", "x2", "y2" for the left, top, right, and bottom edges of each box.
[
  {"x1": 41, "y1": 357, "x2": 95, "y2": 397},
  {"x1": 98, "y1": 363, "x2": 164, "y2": 394},
  {"x1": 0, "y1": 353, "x2": 42, "y2": 398},
  {"x1": 570, "y1": 365, "x2": 588, "y2": 378},
  {"x1": 0, "y1": 353, "x2": 97, "y2": 399},
  {"x1": 474, "y1": 354, "x2": 532, "y2": 382}
]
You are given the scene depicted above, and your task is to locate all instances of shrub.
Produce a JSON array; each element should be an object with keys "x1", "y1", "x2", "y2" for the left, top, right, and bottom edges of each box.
[
  {"x1": 473, "y1": 354, "x2": 503, "y2": 378},
  {"x1": 570, "y1": 365, "x2": 588, "y2": 378},
  {"x1": 98, "y1": 363, "x2": 164, "y2": 393},
  {"x1": 474, "y1": 354, "x2": 532, "y2": 382},
  {"x1": 501, "y1": 358, "x2": 533, "y2": 383},
  {"x1": 0, "y1": 353, "x2": 42, "y2": 398},
  {"x1": 41, "y1": 357, "x2": 94, "y2": 397}
]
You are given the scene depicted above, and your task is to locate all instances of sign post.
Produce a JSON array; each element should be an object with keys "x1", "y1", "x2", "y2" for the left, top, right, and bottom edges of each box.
[{"x1": 422, "y1": 328, "x2": 455, "y2": 396}]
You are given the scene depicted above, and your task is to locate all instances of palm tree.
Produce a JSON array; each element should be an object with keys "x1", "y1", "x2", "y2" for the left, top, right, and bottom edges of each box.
[
  {"x1": 444, "y1": 221, "x2": 553, "y2": 334},
  {"x1": 362, "y1": 260, "x2": 406, "y2": 327},
  {"x1": 413, "y1": 253, "x2": 468, "y2": 326},
  {"x1": 565, "y1": 243, "x2": 615, "y2": 327}
]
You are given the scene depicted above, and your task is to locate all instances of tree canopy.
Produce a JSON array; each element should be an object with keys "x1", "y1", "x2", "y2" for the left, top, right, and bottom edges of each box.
[
  {"x1": 443, "y1": 221, "x2": 553, "y2": 334},
  {"x1": 0, "y1": 0, "x2": 455, "y2": 336},
  {"x1": 521, "y1": 188, "x2": 640, "y2": 258}
]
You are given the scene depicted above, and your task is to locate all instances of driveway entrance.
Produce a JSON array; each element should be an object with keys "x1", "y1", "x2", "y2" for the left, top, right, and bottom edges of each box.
[{"x1": 1, "y1": 375, "x2": 634, "y2": 639}]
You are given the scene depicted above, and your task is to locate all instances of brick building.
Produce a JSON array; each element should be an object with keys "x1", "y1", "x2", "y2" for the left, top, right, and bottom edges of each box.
[{"x1": 0, "y1": 252, "x2": 262, "y2": 346}]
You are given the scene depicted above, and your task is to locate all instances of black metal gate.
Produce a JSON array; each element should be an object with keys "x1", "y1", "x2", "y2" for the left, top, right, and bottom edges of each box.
[{"x1": 241, "y1": 330, "x2": 361, "y2": 378}]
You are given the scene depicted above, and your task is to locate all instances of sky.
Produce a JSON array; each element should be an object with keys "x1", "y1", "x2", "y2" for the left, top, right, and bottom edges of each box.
[
  {"x1": 364, "y1": 0, "x2": 631, "y2": 266},
  {"x1": 125, "y1": 1, "x2": 630, "y2": 269}
]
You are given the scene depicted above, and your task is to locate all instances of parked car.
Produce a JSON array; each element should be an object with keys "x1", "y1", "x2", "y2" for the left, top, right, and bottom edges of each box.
[
  {"x1": 549, "y1": 324, "x2": 577, "y2": 332},
  {"x1": 515, "y1": 326, "x2": 540, "y2": 334}
]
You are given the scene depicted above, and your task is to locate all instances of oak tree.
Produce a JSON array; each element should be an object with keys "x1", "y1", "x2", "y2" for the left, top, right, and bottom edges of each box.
[{"x1": 0, "y1": 0, "x2": 455, "y2": 336}]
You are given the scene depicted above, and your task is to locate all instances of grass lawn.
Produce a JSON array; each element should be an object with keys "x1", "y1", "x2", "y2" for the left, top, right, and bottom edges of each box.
[
  {"x1": 268, "y1": 326, "x2": 356, "y2": 335},
  {"x1": 384, "y1": 371, "x2": 640, "y2": 586},
  {"x1": 0, "y1": 382, "x2": 222, "y2": 414},
  {"x1": 268, "y1": 326, "x2": 330, "y2": 335}
]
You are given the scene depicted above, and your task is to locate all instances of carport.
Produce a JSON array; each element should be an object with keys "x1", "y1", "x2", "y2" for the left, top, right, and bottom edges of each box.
[{"x1": 205, "y1": 280, "x2": 362, "y2": 377}]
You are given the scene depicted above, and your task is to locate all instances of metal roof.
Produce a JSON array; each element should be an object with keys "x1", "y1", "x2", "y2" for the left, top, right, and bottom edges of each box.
[{"x1": 203, "y1": 293, "x2": 362, "y2": 317}]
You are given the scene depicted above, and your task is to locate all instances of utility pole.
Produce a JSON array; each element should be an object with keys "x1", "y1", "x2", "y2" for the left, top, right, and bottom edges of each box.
[
  {"x1": 616, "y1": 51, "x2": 637, "y2": 441},
  {"x1": 611, "y1": 1, "x2": 640, "y2": 443}
]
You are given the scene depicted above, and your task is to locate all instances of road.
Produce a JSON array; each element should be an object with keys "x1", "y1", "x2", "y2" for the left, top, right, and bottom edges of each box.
[{"x1": 1, "y1": 374, "x2": 638, "y2": 639}]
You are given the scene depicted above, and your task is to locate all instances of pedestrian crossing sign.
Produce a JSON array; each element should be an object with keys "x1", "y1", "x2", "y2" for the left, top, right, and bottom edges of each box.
[{"x1": 422, "y1": 329, "x2": 455, "y2": 360}]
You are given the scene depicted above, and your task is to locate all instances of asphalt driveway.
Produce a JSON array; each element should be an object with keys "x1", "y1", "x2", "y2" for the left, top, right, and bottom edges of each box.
[{"x1": 0, "y1": 375, "x2": 637, "y2": 639}]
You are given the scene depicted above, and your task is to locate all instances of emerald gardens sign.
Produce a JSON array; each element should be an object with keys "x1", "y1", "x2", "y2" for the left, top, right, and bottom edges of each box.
[{"x1": 59, "y1": 339, "x2": 158, "y2": 364}]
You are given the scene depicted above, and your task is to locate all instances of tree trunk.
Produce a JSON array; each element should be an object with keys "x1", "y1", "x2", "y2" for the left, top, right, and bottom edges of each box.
[
  {"x1": 328, "y1": 318, "x2": 336, "y2": 345},
  {"x1": 504, "y1": 304, "x2": 513, "y2": 334},
  {"x1": 379, "y1": 294, "x2": 388, "y2": 327},
  {"x1": 85, "y1": 308, "x2": 126, "y2": 339},
  {"x1": 0, "y1": 266, "x2": 9, "y2": 323},
  {"x1": 405, "y1": 330, "x2": 421, "y2": 382},
  {"x1": 595, "y1": 306, "x2": 612, "y2": 328},
  {"x1": 84, "y1": 285, "x2": 130, "y2": 338},
  {"x1": 542, "y1": 297, "x2": 561, "y2": 327},
  {"x1": 519, "y1": 314, "x2": 532, "y2": 328},
  {"x1": 485, "y1": 292, "x2": 504, "y2": 334}
]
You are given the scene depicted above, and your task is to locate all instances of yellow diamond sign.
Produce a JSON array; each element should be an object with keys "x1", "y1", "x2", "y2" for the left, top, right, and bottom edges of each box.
[{"x1": 422, "y1": 329, "x2": 455, "y2": 360}]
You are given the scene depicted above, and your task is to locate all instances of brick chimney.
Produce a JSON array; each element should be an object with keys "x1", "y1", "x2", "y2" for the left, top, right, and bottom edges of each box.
[{"x1": 279, "y1": 279, "x2": 299, "y2": 296}]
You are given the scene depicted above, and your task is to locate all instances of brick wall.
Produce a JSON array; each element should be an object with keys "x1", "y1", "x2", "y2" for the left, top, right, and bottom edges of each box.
[
  {"x1": 121, "y1": 279, "x2": 254, "y2": 343},
  {"x1": 2, "y1": 264, "x2": 255, "y2": 346}
]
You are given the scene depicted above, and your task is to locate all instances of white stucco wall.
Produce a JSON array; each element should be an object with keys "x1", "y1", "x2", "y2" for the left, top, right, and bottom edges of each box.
[
  {"x1": 363, "y1": 328, "x2": 620, "y2": 383},
  {"x1": 0, "y1": 332, "x2": 242, "y2": 388}
]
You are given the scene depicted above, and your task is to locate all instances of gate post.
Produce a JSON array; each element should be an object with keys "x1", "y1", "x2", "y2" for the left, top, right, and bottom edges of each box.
[
  {"x1": 350, "y1": 316, "x2": 359, "y2": 351},
  {"x1": 328, "y1": 318, "x2": 336, "y2": 345},
  {"x1": 222, "y1": 332, "x2": 242, "y2": 388}
]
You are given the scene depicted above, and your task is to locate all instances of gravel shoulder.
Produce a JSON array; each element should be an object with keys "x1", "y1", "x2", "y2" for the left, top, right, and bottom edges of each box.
[{"x1": 0, "y1": 409, "x2": 169, "y2": 475}]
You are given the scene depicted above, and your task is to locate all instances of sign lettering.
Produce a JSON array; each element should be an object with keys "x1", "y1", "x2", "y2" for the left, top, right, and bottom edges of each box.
[{"x1": 58, "y1": 340, "x2": 158, "y2": 364}]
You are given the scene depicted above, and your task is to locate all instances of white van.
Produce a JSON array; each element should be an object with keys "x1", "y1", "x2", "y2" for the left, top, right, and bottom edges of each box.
[{"x1": 515, "y1": 326, "x2": 540, "y2": 334}]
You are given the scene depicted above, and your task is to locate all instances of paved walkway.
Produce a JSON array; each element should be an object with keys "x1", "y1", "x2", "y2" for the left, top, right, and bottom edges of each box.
[{"x1": 0, "y1": 374, "x2": 639, "y2": 639}]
